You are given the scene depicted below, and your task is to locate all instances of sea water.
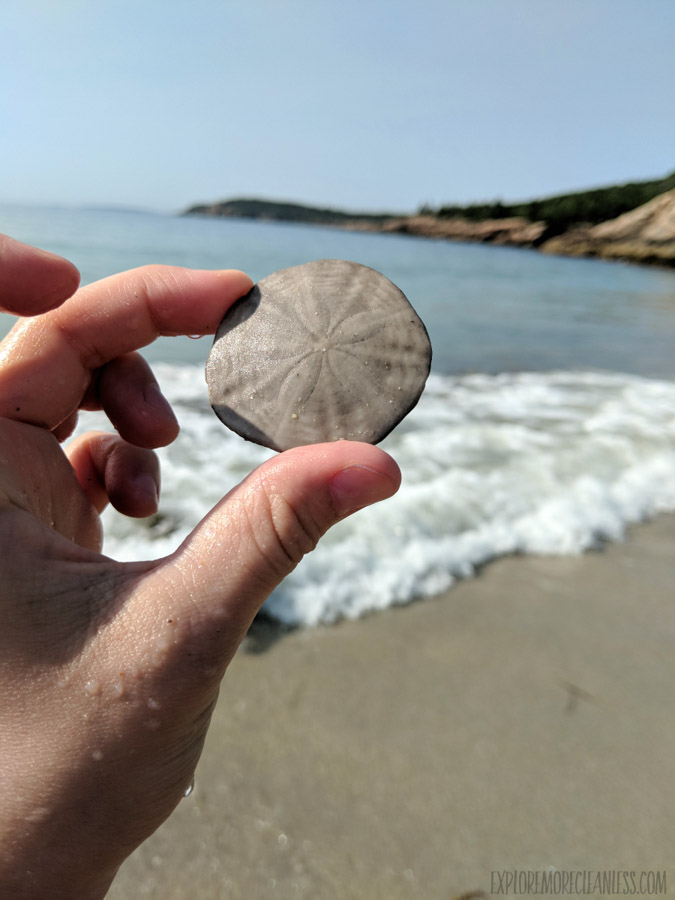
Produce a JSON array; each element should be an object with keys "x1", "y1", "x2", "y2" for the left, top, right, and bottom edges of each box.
[{"x1": 2, "y1": 204, "x2": 675, "y2": 625}]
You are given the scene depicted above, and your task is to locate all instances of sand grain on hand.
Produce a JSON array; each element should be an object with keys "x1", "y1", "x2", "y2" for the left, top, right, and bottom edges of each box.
[{"x1": 206, "y1": 259, "x2": 431, "y2": 451}]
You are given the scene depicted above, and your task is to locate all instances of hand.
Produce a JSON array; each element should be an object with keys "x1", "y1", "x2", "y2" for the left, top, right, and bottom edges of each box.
[{"x1": 0, "y1": 235, "x2": 401, "y2": 899}]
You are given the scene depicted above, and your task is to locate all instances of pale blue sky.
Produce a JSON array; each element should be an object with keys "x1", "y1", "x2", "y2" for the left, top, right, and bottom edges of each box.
[{"x1": 2, "y1": 0, "x2": 674, "y2": 213}]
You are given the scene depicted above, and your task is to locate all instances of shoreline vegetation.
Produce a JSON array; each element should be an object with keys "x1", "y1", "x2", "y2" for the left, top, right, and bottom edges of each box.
[{"x1": 182, "y1": 170, "x2": 675, "y2": 268}]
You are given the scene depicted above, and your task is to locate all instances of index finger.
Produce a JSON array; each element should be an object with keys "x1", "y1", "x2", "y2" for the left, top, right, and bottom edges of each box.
[
  {"x1": 0, "y1": 265, "x2": 253, "y2": 429},
  {"x1": 0, "y1": 234, "x2": 80, "y2": 315}
]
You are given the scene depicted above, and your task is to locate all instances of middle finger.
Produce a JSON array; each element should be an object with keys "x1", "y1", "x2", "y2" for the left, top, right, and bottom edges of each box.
[{"x1": 83, "y1": 352, "x2": 179, "y2": 449}]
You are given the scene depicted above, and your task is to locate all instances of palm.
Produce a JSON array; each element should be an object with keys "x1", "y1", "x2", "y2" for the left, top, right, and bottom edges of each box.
[
  {"x1": 0, "y1": 418, "x2": 101, "y2": 548},
  {"x1": 0, "y1": 417, "x2": 218, "y2": 888}
]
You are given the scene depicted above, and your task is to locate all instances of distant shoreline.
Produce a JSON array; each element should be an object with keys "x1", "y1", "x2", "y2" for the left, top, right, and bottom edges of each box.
[{"x1": 182, "y1": 175, "x2": 675, "y2": 269}]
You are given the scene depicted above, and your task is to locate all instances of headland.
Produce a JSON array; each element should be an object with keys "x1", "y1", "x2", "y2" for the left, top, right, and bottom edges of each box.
[{"x1": 183, "y1": 170, "x2": 675, "y2": 267}]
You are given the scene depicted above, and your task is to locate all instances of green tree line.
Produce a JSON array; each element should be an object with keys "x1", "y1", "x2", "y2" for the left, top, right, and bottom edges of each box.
[
  {"x1": 184, "y1": 198, "x2": 396, "y2": 225},
  {"x1": 435, "y1": 170, "x2": 675, "y2": 235}
]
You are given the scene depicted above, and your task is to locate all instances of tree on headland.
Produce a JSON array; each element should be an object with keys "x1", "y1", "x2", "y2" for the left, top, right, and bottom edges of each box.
[{"x1": 436, "y1": 170, "x2": 675, "y2": 235}]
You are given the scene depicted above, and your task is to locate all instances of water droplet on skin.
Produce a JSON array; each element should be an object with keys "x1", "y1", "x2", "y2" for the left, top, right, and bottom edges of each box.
[
  {"x1": 147, "y1": 697, "x2": 161, "y2": 710},
  {"x1": 183, "y1": 779, "x2": 195, "y2": 798},
  {"x1": 25, "y1": 806, "x2": 49, "y2": 824},
  {"x1": 151, "y1": 636, "x2": 172, "y2": 667},
  {"x1": 84, "y1": 679, "x2": 101, "y2": 696},
  {"x1": 187, "y1": 334, "x2": 203, "y2": 340}
]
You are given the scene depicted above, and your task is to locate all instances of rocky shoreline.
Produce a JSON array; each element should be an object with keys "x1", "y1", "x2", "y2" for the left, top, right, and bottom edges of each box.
[
  {"x1": 184, "y1": 188, "x2": 675, "y2": 269},
  {"x1": 539, "y1": 189, "x2": 675, "y2": 267},
  {"x1": 347, "y1": 191, "x2": 675, "y2": 267},
  {"x1": 345, "y1": 214, "x2": 548, "y2": 248}
]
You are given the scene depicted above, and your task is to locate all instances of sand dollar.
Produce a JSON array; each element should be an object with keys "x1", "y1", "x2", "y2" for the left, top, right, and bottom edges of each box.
[{"x1": 206, "y1": 259, "x2": 432, "y2": 451}]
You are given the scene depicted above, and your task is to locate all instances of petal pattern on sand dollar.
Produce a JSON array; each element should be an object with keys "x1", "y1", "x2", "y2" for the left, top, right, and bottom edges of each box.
[{"x1": 206, "y1": 259, "x2": 432, "y2": 451}]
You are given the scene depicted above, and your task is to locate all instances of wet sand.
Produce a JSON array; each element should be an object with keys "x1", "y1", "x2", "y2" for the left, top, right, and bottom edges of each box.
[{"x1": 109, "y1": 516, "x2": 675, "y2": 899}]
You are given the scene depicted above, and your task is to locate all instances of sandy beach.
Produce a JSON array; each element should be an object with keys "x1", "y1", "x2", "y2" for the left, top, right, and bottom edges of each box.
[{"x1": 108, "y1": 515, "x2": 675, "y2": 899}]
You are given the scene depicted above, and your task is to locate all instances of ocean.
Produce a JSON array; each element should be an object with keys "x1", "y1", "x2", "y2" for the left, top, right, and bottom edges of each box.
[{"x1": 2, "y1": 204, "x2": 675, "y2": 625}]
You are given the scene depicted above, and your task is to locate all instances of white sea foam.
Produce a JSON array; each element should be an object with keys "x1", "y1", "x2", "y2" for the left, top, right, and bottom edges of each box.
[{"x1": 75, "y1": 365, "x2": 675, "y2": 626}]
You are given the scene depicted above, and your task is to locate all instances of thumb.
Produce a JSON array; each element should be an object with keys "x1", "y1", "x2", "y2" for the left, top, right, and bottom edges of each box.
[{"x1": 144, "y1": 441, "x2": 400, "y2": 651}]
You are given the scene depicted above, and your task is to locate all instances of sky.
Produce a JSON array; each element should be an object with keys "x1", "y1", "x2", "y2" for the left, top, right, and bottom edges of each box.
[{"x1": 2, "y1": 0, "x2": 674, "y2": 213}]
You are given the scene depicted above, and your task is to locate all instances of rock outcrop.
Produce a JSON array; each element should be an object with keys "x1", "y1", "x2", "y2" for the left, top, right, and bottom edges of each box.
[
  {"x1": 541, "y1": 189, "x2": 675, "y2": 266},
  {"x1": 349, "y1": 215, "x2": 547, "y2": 247}
]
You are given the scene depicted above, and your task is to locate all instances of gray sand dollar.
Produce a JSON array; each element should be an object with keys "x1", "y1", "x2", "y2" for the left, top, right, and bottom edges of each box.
[{"x1": 206, "y1": 259, "x2": 432, "y2": 451}]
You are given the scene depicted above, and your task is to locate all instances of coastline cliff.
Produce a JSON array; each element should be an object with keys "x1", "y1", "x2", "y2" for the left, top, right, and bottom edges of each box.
[{"x1": 539, "y1": 189, "x2": 675, "y2": 266}]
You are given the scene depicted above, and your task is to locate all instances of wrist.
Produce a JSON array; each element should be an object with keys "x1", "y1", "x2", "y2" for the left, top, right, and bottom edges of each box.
[{"x1": 0, "y1": 722, "x2": 119, "y2": 899}]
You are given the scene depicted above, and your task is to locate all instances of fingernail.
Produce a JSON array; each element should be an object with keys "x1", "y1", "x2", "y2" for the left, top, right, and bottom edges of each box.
[
  {"x1": 329, "y1": 465, "x2": 398, "y2": 517},
  {"x1": 143, "y1": 383, "x2": 178, "y2": 424},
  {"x1": 134, "y1": 473, "x2": 159, "y2": 506}
]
